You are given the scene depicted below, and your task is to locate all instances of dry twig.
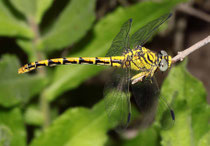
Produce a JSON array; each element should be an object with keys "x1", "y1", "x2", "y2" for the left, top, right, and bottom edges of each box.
[
  {"x1": 177, "y1": 4, "x2": 210, "y2": 23},
  {"x1": 172, "y1": 35, "x2": 210, "y2": 64}
]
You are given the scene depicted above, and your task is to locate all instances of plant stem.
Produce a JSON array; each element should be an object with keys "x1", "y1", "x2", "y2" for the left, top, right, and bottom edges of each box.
[
  {"x1": 40, "y1": 92, "x2": 51, "y2": 128},
  {"x1": 27, "y1": 16, "x2": 51, "y2": 129},
  {"x1": 172, "y1": 36, "x2": 210, "y2": 64}
]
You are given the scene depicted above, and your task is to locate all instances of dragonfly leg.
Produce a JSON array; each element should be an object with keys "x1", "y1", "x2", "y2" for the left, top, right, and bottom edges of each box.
[
  {"x1": 131, "y1": 72, "x2": 149, "y2": 84},
  {"x1": 131, "y1": 67, "x2": 157, "y2": 84}
]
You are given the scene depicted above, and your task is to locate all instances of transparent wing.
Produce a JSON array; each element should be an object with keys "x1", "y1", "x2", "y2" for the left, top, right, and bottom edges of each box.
[
  {"x1": 153, "y1": 77, "x2": 175, "y2": 129},
  {"x1": 130, "y1": 13, "x2": 172, "y2": 49},
  {"x1": 131, "y1": 76, "x2": 174, "y2": 128},
  {"x1": 105, "y1": 19, "x2": 132, "y2": 57},
  {"x1": 104, "y1": 68, "x2": 131, "y2": 130}
]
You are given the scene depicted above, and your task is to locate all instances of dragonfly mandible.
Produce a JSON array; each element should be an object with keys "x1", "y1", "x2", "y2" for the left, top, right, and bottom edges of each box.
[{"x1": 18, "y1": 13, "x2": 175, "y2": 129}]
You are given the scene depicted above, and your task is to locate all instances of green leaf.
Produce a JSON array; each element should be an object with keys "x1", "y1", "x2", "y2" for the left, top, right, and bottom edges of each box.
[
  {"x1": 0, "y1": 54, "x2": 46, "y2": 107},
  {"x1": 198, "y1": 131, "x2": 210, "y2": 146},
  {"x1": 10, "y1": 0, "x2": 53, "y2": 24},
  {"x1": 9, "y1": 0, "x2": 53, "y2": 59},
  {"x1": 161, "y1": 108, "x2": 194, "y2": 146},
  {"x1": 0, "y1": 0, "x2": 32, "y2": 37},
  {"x1": 44, "y1": 65, "x2": 105, "y2": 101},
  {"x1": 16, "y1": 39, "x2": 46, "y2": 62},
  {"x1": 39, "y1": 0, "x2": 96, "y2": 51},
  {"x1": 161, "y1": 61, "x2": 206, "y2": 110},
  {"x1": 10, "y1": 0, "x2": 36, "y2": 18},
  {"x1": 123, "y1": 127, "x2": 158, "y2": 146},
  {"x1": 160, "y1": 61, "x2": 209, "y2": 146},
  {"x1": 191, "y1": 105, "x2": 210, "y2": 145},
  {"x1": 30, "y1": 100, "x2": 112, "y2": 146},
  {"x1": 0, "y1": 108, "x2": 26, "y2": 146},
  {"x1": 36, "y1": 0, "x2": 53, "y2": 23},
  {"x1": 44, "y1": 0, "x2": 185, "y2": 101},
  {"x1": 17, "y1": 39, "x2": 37, "y2": 62},
  {"x1": 0, "y1": 125, "x2": 12, "y2": 146},
  {"x1": 24, "y1": 105, "x2": 44, "y2": 126}
]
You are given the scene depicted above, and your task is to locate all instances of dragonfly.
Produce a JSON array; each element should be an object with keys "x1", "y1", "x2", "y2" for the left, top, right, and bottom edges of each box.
[{"x1": 18, "y1": 13, "x2": 175, "y2": 129}]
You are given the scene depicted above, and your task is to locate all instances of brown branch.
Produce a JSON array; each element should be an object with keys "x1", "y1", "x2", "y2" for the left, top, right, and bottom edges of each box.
[
  {"x1": 177, "y1": 4, "x2": 210, "y2": 23},
  {"x1": 172, "y1": 35, "x2": 210, "y2": 64}
]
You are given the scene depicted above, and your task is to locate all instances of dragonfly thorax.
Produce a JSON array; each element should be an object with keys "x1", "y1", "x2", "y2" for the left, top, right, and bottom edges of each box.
[
  {"x1": 123, "y1": 47, "x2": 172, "y2": 84},
  {"x1": 123, "y1": 47, "x2": 158, "y2": 71}
]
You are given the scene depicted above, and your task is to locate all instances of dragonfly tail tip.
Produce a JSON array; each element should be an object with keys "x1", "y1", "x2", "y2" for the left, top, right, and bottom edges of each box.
[
  {"x1": 168, "y1": 13, "x2": 173, "y2": 18},
  {"x1": 170, "y1": 109, "x2": 175, "y2": 121}
]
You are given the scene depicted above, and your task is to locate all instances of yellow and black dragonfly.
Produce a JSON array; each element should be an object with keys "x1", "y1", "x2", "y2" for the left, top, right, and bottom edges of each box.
[{"x1": 19, "y1": 13, "x2": 175, "y2": 129}]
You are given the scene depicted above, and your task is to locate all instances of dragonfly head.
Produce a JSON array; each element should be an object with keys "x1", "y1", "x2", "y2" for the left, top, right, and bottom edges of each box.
[{"x1": 157, "y1": 50, "x2": 172, "y2": 72}]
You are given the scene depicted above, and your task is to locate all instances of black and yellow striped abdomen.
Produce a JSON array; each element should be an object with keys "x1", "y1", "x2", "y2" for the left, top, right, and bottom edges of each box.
[{"x1": 18, "y1": 56, "x2": 125, "y2": 74}]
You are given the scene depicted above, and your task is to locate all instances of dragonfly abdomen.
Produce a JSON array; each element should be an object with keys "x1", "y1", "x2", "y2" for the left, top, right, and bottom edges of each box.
[{"x1": 18, "y1": 56, "x2": 125, "y2": 74}]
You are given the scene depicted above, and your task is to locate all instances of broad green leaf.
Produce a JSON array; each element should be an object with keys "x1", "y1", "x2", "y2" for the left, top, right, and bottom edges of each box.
[
  {"x1": 161, "y1": 108, "x2": 194, "y2": 146},
  {"x1": 0, "y1": 125, "x2": 12, "y2": 146},
  {"x1": 44, "y1": 65, "x2": 105, "y2": 101},
  {"x1": 16, "y1": 39, "x2": 37, "y2": 62},
  {"x1": 44, "y1": 0, "x2": 185, "y2": 101},
  {"x1": 191, "y1": 105, "x2": 210, "y2": 144},
  {"x1": 39, "y1": 0, "x2": 96, "y2": 51},
  {"x1": 0, "y1": 54, "x2": 46, "y2": 107},
  {"x1": 24, "y1": 105, "x2": 44, "y2": 126},
  {"x1": 161, "y1": 61, "x2": 206, "y2": 110},
  {"x1": 10, "y1": 0, "x2": 36, "y2": 18},
  {"x1": 30, "y1": 100, "x2": 113, "y2": 146},
  {"x1": 16, "y1": 39, "x2": 46, "y2": 62},
  {"x1": 157, "y1": 60, "x2": 206, "y2": 127},
  {"x1": 10, "y1": 0, "x2": 53, "y2": 60},
  {"x1": 10, "y1": 0, "x2": 53, "y2": 24},
  {"x1": 198, "y1": 131, "x2": 210, "y2": 146},
  {"x1": 36, "y1": 0, "x2": 53, "y2": 23},
  {"x1": 160, "y1": 61, "x2": 209, "y2": 146},
  {"x1": 0, "y1": 108, "x2": 26, "y2": 146},
  {"x1": 0, "y1": 0, "x2": 32, "y2": 37},
  {"x1": 123, "y1": 127, "x2": 158, "y2": 146}
]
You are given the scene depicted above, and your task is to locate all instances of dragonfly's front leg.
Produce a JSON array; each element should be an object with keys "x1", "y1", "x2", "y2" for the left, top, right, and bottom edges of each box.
[
  {"x1": 131, "y1": 72, "x2": 149, "y2": 84},
  {"x1": 131, "y1": 67, "x2": 157, "y2": 84}
]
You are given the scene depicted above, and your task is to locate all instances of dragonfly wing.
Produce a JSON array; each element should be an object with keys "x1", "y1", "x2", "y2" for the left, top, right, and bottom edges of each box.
[
  {"x1": 153, "y1": 77, "x2": 175, "y2": 129},
  {"x1": 105, "y1": 19, "x2": 132, "y2": 57},
  {"x1": 104, "y1": 68, "x2": 131, "y2": 130},
  {"x1": 131, "y1": 76, "x2": 174, "y2": 128},
  {"x1": 130, "y1": 13, "x2": 172, "y2": 49},
  {"x1": 156, "y1": 91, "x2": 175, "y2": 129}
]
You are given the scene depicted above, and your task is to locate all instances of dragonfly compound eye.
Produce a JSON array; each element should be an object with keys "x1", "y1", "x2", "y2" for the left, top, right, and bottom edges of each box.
[
  {"x1": 160, "y1": 50, "x2": 168, "y2": 56},
  {"x1": 159, "y1": 59, "x2": 168, "y2": 71}
]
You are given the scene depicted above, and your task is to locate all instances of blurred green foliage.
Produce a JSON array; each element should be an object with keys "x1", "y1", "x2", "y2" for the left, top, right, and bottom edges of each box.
[
  {"x1": 0, "y1": 55, "x2": 46, "y2": 107},
  {"x1": 30, "y1": 101, "x2": 111, "y2": 146},
  {"x1": 160, "y1": 61, "x2": 210, "y2": 146},
  {"x1": 0, "y1": 0, "x2": 209, "y2": 146}
]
